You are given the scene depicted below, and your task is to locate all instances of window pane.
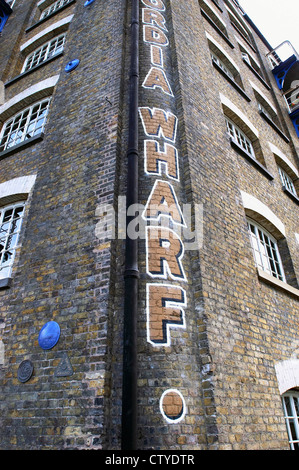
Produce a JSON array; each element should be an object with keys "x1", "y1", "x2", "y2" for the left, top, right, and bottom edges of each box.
[
  {"x1": 225, "y1": 118, "x2": 254, "y2": 157},
  {"x1": 23, "y1": 34, "x2": 66, "y2": 72},
  {"x1": 247, "y1": 218, "x2": 285, "y2": 281},
  {"x1": 0, "y1": 99, "x2": 51, "y2": 152},
  {"x1": 0, "y1": 203, "x2": 25, "y2": 279},
  {"x1": 282, "y1": 393, "x2": 299, "y2": 450}
]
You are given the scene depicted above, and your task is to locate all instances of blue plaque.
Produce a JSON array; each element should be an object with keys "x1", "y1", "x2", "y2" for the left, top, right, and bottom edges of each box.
[{"x1": 38, "y1": 321, "x2": 60, "y2": 350}]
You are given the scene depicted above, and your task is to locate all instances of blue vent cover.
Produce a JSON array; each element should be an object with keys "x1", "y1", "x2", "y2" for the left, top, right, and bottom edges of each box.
[{"x1": 65, "y1": 59, "x2": 80, "y2": 72}]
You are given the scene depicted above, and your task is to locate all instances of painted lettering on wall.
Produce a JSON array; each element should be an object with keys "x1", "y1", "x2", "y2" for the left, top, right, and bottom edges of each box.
[{"x1": 140, "y1": 0, "x2": 187, "y2": 422}]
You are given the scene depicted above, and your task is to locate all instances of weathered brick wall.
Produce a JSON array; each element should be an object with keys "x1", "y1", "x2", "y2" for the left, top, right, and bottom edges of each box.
[
  {"x1": 169, "y1": 0, "x2": 299, "y2": 450},
  {"x1": 0, "y1": 0, "x2": 127, "y2": 449}
]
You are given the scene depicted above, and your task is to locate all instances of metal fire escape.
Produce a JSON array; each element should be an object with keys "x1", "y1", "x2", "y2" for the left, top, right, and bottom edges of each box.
[{"x1": 267, "y1": 41, "x2": 299, "y2": 138}]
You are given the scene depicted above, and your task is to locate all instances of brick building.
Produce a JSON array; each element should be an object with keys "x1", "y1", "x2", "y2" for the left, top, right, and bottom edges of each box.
[{"x1": 0, "y1": 0, "x2": 298, "y2": 450}]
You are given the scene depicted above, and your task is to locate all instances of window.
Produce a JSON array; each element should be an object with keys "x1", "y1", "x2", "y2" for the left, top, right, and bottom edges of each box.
[
  {"x1": 247, "y1": 218, "x2": 285, "y2": 282},
  {"x1": 282, "y1": 391, "x2": 299, "y2": 450},
  {"x1": 257, "y1": 101, "x2": 284, "y2": 135},
  {"x1": 211, "y1": 52, "x2": 234, "y2": 80},
  {"x1": 221, "y1": 94, "x2": 272, "y2": 178},
  {"x1": 0, "y1": 98, "x2": 51, "y2": 153},
  {"x1": 40, "y1": 0, "x2": 72, "y2": 20},
  {"x1": 225, "y1": 117, "x2": 254, "y2": 157},
  {"x1": 22, "y1": 34, "x2": 66, "y2": 73},
  {"x1": 226, "y1": 4, "x2": 255, "y2": 49},
  {"x1": 0, "y1": 202, "x2": 25, "y2": 280},
  {"x1": 241, "y1": 51, "x2": 261, "y2": 74},
  {"x1": 257, "y1": 101, "x2": 278, "y2": 123},
  {"x1": 210, "y1": 47, "x2": 249, "y2": 100},
  {"x1": 251, "y1": 85, "x2": 289, "y2": 141},
  {"x1": 278, "y1": 166, "x2": 298, "y2": 197},
  {"x1": 199, "y1": 0, "x2": 233, "y2": 47}
]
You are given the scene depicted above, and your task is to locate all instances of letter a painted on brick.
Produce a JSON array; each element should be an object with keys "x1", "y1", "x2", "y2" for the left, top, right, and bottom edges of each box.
[
  {"x1": 142, "y1": 179, "x2": 186, "y2": 227},
  {"x1": 142, "y1": 67, "x2": 173, "y2": 96}
]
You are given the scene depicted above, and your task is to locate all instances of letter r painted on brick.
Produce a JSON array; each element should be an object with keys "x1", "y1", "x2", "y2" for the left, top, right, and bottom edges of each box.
[
  {"x1": 146, "y1": 226, "x2": 186, "y2": 281},
  {"x1": 146, "y1": 283, "x2": 186, "y2": 346}
]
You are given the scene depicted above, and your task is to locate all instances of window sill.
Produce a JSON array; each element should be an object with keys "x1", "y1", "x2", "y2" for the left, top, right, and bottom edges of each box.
[
  {"x1": 258, "y1": 110, "x2": 290, "y2": 143},
  {"x1": 5, "y1": 52, "x2": 64, "y2": 87},
  {"x1": 0, "y1": 278, "x2": 11, "y2": 290},
  {"x1": 231, "y1": 21, "x2": 256, "y2": 53},
  {"x1": 229, "y1": 137, "x2": 274, "y2": 180},
  {"x1": 25, "y1": 0, "x2": 76, "y2": 33},
  {"x1": 212, "y1": 60, "x2": 251, "y2": 102},
  {"x1": 282, "y1": 185, "x2": 299, "y2": 205},
  {"x1": 0, "y1": 133, "x2": 44, "y2": 160},
  {"x1": 257, "y1": 267, "x2": 299, "y2": 298},
  {"x1": 242, "y1": 58, "x2": 270, "y2": 90},
  {"x1": 200, "y1": 9, "x2": 234, "y2": 49}
]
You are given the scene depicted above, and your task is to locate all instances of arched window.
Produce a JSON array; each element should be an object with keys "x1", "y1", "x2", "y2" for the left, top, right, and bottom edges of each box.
[
  {"x1": 0, "y1": 201, "x2": 26, "y2": 280},
  {"x1": 241, "y1": 191, "x2": 299, "y2": 296},
  {"x1": 0, "y1": 175, "x2": 36, "y2": 287},
  {"x1": 246, "y1": 217, "x2": 285, "y2": 281},
  {"x1": 0, "y1": 76, "x2": 59, "y2": 155},
  {"x1": 0, "y1": 97, "x2": 51, "y2": 152},
  {"x1": 22, "y1": 33, "x2": 66, "y2": 73},
  {"x1": 40, "y1": 0, "x2": 72, "y2": 20},
  {"x1": 281, "y1": 390, "x2": 299, "y2": 450},
  {"x1": 220, "y1": 94, "x2": 273, "y2": 179}
]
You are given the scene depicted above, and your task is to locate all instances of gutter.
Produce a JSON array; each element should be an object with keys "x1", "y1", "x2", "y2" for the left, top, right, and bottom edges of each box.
[{"x1": 121, "y1": 0, "x2": 139, "y2": 451}]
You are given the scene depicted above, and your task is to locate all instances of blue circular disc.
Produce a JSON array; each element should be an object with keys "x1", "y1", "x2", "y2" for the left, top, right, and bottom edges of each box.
[
  {"x1": 38, "y1": 321, "x2": 60, "y2": 350},
  {"x1": 65, "y1": 59, "x2": 79, "y2": 73}
]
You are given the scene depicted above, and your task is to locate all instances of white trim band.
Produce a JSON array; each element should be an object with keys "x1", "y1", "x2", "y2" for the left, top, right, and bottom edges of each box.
[{"x1": 241, "y1": 191, "x2": 286, "y2": 237}]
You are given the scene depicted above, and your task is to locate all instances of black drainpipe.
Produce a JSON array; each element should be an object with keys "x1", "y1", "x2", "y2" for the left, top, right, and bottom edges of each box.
[{"x1": 121, "y1": 0, "x2": 139, "y2": 451}]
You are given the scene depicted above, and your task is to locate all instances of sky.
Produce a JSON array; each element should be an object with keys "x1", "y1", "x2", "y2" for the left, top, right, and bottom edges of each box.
[{"x1": 239, "y1": 0, "x2": 299, "y2": 55}]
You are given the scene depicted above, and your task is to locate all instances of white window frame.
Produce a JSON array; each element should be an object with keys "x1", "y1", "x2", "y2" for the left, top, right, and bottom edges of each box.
[
  {"x1": 257, "y1": 101, "x2": 275, "y2": 123},
  {"x1": 247, "y1": 217, "x2": 286, "y2": 282},
  {"x1": 0, "y1": 202, "x2": 26, "y2": 280},
  {"x1": 40, "y1": 0, "x2": 72, "y2": 20},
  {"x1": 278, "y1": 166, "x2": 297, "y2": 196},
  {"x1": 241, "y1": 51, "x2": 261, "y2": 74},
  {"x1": 0, "y1": 98, "x2": 51, "y2": 153},
  {"x1": 22, "y1": 34, "x2": 66, "y2": 73},
  {"x1": 225, "y1": 117, "x2": 255, "y2": 157},
  {"x1": 211, "y1": 52, "x2": 235, "y2": 81},
  {"x1": 282, "y1": 391, "x2": 299, "y2": 450}
]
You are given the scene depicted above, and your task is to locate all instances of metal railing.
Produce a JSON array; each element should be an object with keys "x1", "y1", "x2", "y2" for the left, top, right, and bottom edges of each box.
[{"x1": 266, "y1": 41, "x2": 299, "y2": 70}]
